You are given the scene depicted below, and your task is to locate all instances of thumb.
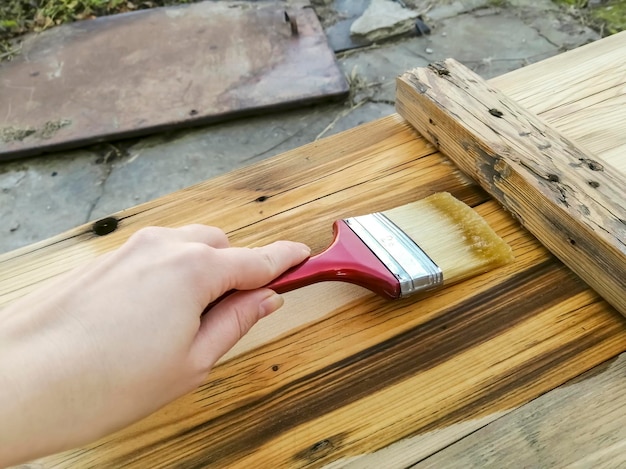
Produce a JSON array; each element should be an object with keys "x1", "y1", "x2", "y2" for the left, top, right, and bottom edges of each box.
[{"x1": 191, "y1": 289, "x2": 284, "y2": 367}]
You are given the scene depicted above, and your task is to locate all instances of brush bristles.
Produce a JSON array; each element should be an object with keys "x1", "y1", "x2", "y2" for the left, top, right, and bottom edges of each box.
[{"x1": 383, "y1": 192, "x2": 513, "y2": 284}]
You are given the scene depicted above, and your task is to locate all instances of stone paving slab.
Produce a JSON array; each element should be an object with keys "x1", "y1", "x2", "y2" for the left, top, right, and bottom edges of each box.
[
  {"x1": 0, "y1": 0, "x2": 601, "y2": 254},
  {"x1": 0, "y1": 1, "x2": 348, "y2": 160}
]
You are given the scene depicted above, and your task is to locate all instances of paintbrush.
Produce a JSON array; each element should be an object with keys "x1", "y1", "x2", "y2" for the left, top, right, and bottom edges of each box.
[{"x1": 266, "y1": 192, "x2": 513, "y2": 298}]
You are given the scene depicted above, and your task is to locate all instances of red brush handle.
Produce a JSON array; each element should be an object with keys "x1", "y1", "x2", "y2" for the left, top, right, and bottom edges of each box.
[{"x1": 266, "y1": 220, "x2": 401, "y2": 299}]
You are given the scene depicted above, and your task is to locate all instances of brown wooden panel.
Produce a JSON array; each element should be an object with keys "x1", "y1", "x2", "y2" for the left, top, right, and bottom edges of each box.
[
  {"x1": 0, "y1": 0, "x2": 348, "y2": 160},
  {"x1": 1, "y1": 31, "x2": 625, "y2": 469},
  {"x1": 3, "y1": 120, "x2": 623, "y2": 467}
]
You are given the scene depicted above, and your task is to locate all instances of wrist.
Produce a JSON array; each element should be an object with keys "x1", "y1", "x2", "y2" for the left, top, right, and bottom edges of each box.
[
  {"x1": 0, "y1": 307, "x2": 75, "y2": 466},
  {"x1": 0, "y1": 346, "x2": 46, "y2": 466}
]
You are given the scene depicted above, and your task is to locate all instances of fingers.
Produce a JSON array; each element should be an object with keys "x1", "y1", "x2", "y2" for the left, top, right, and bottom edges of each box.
[
  {"x1": 190, "y1": 239, "x2": 309, "y2": 365},
  {"x1": 191, "y1": 289, "x2": 284, "y2": 366},
  {"x1": 174, "y1": 225, "x2": 229, "y2": 248},
  {"x1": 211, "y1": 241, "x2": 311, "y2": 292},
  {"x1": 126, "y1": 224, "x2": 230, "y2": 249}
]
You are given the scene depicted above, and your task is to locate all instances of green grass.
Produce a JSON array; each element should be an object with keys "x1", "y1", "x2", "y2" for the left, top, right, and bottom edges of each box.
[
  {"x1": 2, "y1": 0, "x2": 126, "y2": 37},
  {"x1": 0, "y1": 0, "x2": 196, "y2": 60},
  {"x1": 592, "y1": 0, "x2": 626, "y2": 34},
  {"x1": 553, "y1": 0, "x2": 626, "y2": 35}
]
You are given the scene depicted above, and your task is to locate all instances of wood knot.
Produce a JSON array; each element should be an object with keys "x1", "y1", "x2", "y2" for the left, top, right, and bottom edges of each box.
[
  {"x1": 311, "y1": 440, "x2": 331, "y2": 452},
  {"x1": 295, "y1": 433, "x2": 347, "y2": 462},
  {"x1": 488, "y1": 108, "x2": 503, "y2": 118}
]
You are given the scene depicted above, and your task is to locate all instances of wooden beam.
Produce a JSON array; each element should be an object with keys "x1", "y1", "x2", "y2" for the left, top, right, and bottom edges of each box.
[{"x1": 396, "y1": 59, "x2": 626, "y2": 317}]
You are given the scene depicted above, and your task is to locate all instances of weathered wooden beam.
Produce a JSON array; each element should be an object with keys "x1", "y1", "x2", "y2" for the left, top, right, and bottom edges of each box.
[{"x1": 396, "y1": 59, "x2": 626, "y2": 316}]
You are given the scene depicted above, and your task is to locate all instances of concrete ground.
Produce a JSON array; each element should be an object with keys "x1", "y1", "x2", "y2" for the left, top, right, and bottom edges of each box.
[{"x1": 0, "y1": 0, "x2": 599, "y2": 254}]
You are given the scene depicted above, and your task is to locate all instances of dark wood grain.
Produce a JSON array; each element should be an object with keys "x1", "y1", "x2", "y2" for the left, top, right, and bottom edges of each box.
[{"x1": 98, "y1": 261, "x2": 593, "y2": 467}]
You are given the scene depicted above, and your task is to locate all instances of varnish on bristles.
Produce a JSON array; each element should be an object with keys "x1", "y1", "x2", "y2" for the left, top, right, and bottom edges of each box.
[{"x1": 383, "y1": 192, "x2": 514, "y2": 284}]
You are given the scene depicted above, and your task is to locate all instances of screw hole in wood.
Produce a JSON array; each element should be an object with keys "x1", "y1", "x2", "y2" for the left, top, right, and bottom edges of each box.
[
  {"x1": 92, "y1": 217, "x2": 119, "y2": 236},
  {"x1": 579, "y1": 158, "x2": 604, "y2": 171},
  {"x1": 310, "y1": 440, "x2": 331, "y2": 452}
]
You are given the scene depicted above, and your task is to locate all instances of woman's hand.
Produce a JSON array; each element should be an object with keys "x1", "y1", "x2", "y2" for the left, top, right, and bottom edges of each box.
[{"x1": 0, "y1": 225, "x2": 310, "y2": 466}]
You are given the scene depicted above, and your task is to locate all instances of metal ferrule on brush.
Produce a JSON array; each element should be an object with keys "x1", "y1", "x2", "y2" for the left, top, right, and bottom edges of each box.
[{"x1": 344, "y1": 213, "x2": 443, "y2": 297}]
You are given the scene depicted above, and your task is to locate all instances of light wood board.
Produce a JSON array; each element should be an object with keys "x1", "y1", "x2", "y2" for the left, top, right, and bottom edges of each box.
[{"x1": 1, "y1": 30, "x2": 625, "y2": 469}]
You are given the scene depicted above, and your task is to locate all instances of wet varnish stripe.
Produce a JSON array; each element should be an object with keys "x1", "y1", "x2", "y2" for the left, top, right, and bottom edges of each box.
[{"x1": 100, "y1": 261, "x2": 595, "y2": 467}]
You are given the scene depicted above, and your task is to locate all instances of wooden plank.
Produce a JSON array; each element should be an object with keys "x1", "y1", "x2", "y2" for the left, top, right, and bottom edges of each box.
[
  {"x1": 417, "y1": 353, "x2": 626, "y2": 468},
  {"x1": 395, "y1": 59, "x2": 626, "y2": 316},
  {"x1": 26, "y1": 156, "x2": 626, "y2": 468},
  {"x1": 545, "y1": 95, "x2": 626, "y2": 174},
  {"x1": 491, "y1": 31, "x2": 626, "y2": 174},
  {"x1": 1, "y1": 33, "x2": 625, "y2": 468},
  {"x1": 489, "y1": 31, "x2": 626, "y2": 118},
  {"x1": 0, "y1": 0, "x2": 348, "y2": 160}
]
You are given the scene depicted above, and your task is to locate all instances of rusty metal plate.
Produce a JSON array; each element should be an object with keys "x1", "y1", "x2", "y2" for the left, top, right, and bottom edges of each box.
[{"x1": 0, "y1": 1, "x2": 349, "y2": 160}]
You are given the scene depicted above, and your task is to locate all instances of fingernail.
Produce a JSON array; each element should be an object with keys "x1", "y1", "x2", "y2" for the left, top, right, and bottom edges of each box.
[
  {"x1": 259, "y1": 292, "x2": 284, "y2": 319},
  {"x1": 300, "y1": 243, "x2": 311, "y2": 257}
]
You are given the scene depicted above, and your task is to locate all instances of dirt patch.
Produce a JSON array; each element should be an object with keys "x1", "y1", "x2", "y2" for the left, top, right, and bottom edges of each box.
[{"x1": 0, "y1": 119, "x2": 71, "y2": 143}]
